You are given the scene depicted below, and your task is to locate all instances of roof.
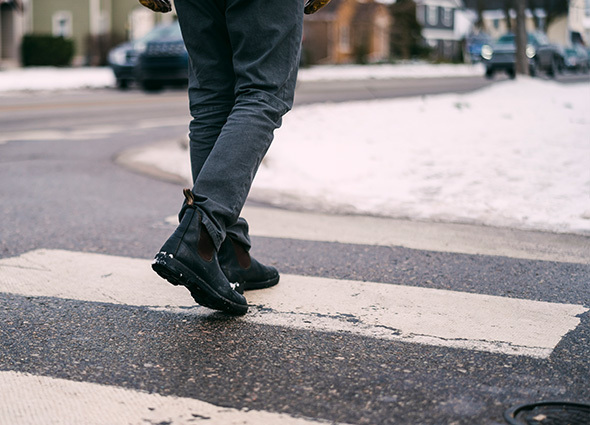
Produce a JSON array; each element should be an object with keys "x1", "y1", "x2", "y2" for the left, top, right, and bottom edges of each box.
[{"x1": 414, "y1": 0, "x2": 463, "y2": 8}]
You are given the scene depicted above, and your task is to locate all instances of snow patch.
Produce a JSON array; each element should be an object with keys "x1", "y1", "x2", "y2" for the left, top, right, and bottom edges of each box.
[{"x1": 251, "y1": 77, "x2": 590, "y2": 235}]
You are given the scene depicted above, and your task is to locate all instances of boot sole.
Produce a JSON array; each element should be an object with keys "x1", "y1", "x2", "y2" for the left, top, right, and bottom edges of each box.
[
  {"x1": 243, "y1": 274, "x2": 280, "y2": 290},
  {"x1": 152, "y1": 252, "x2": 248, "y2": 315}
]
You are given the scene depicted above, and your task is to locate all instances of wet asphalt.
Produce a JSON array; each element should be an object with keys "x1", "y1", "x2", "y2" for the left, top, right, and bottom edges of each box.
[{"x1": 0, "y1": 78, "x2": 588, "y2": 424}]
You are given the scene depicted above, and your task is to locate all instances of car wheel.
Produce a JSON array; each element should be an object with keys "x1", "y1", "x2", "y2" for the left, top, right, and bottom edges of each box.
[
  {"x1": 529, "y1": 61, "x2": 537, "y2": 77},
  {"x1": 547, "y1": 58, "x2": 558, "y2": 78},
  {"x1": 141, "y1": 80, "x2": 163, "y2": 92},
  {"x1": 116, "y1": 79, "x2": 130, "y2": 90},
  {"x1": 485, "y1": 68, "x2": 495, "y2": 79}
]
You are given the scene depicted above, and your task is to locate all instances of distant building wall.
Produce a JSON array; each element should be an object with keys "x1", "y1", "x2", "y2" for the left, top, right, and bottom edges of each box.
[
  {"x1": 303, "y1": 20, "x2": 331, "y2": 64},
  {"x1": 3, "y1": 0, "x2": 172, "y2": 67},
  {"x1": 547, "y1": 15, "x2": 568, "y2": 45},
  {"x1": 0, "y1": 2, "x2": 26, "y2": 67},
  {"x1": 31, "y1": 0, "x2": 91, "y2": 64},
  {"x1": 303, "y1": 0, "x2": 390, "y2": 65},
  {"x1": 481, "y1": 9, "x2": 544, "y2": 40}
]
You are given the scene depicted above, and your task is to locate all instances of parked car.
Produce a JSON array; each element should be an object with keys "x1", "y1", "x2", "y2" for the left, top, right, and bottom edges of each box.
[
  {"x1": 465, "y1": 33, "x2": 492, "y2": 63},
  {"x1": 108, "y1": 40, "x2": 141, "y2": 89},
  {"x1": 108, "y1": 21, "x2": 188, "y2": 90},
  {"x1": 481, "y1": 32, "x2": 564, "y2": 79},
  {"x1": 563, "y1": 45, "x2": 590, "y2": 73}
]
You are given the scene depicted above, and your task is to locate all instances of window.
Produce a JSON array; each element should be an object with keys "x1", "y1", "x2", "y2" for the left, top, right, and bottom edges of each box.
[
  {"x1": 442, "y1": 8, "x2": 453, "y2": 27},
  {"x1": 52, "y1": 11, "x2": 72, "y2": 38},
  {"x1": 426, "y1": 6, "x2": 438, "y2": 26}
]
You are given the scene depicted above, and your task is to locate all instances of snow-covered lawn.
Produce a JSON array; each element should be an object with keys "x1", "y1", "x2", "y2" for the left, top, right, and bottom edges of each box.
[{"x1": 252, "y1": 77, "x2": 590, "y2": 235}]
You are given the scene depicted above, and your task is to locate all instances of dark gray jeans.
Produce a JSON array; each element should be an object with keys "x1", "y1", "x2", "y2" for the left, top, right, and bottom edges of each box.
[{"x1": 174, "y1": 0, "x2": 303, "y2": 251}]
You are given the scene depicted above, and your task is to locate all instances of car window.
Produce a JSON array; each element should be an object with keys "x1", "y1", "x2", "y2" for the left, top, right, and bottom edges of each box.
[
  {"x1": 531, "y1": 33, "x2": 549, "y2": 45},
  {"x1": 497, "y1": 34, "x2": 515, "y2": 44},
  {"x1": 141, "y1": 22, "x2": 182, "y2": 42},
  {"x1": 469, "y1": 34, "x2": 489, "y2": 43}
]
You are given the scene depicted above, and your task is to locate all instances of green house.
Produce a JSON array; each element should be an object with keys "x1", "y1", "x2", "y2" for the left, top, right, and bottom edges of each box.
[{"x1": 1, "y1": 0, "x2": 174, "y2": 67}]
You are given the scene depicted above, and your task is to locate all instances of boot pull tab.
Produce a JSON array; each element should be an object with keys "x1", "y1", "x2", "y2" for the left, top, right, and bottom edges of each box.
[{"x1": 183, "y1": 188, "x2": 195, "y2": 206}]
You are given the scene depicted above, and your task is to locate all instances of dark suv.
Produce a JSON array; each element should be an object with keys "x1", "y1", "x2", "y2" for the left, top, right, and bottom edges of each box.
[
  {"x1": 481, "y1": 32, "x2": 564, "y2": 79},
  {"x1": 108, "y1": 21, "x2": 188, "y2": 91}
]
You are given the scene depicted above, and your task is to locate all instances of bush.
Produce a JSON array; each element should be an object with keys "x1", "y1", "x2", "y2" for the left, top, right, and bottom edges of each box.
[{"x1": 21, "y1": 35, "x2": 74, "y2": 67}]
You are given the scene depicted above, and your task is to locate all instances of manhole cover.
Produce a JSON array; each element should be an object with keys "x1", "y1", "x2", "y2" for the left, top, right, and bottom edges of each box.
[{"x1": 504, "y1": 401, "x2": 590, "y2": 425}]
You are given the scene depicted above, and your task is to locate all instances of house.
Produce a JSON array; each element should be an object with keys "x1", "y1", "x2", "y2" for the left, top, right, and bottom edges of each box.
[
  {"x1": 414, "y1": 0, "x2": 465, "y2": 61},
  {"x1": 1, "y1": 0, "x2": 173, "y2": 67},
  {"x1": 463, "y1": 0, "x2": 548, "y2": 40},
  {"x1": 546, "y1": 0, "x2": 589, "y2": 46},
  {"x1": 463, "y1": 0, "x2": 589, "y2": 46},
  {"x1": 303, "y1": 0, "x2": 390, "y2": 65}
]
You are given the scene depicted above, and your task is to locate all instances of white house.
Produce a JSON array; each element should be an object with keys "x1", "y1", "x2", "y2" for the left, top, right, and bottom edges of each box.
[{"x1": 414, "y1": 0, "x2": 465, "y2": 61}]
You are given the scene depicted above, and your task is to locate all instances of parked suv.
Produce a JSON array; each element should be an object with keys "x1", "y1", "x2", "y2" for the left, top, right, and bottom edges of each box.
[
  {"x1": 108, "y1": 21, "x2": 188, "y2": 91},
  {"x1": 563, "y1": 45, "x2": 590, "y2": 73},
  {"x1": 465, "y1": 33, "x2": 492, "y2": 63},
  {"x1": 481, "y1": 32, "x2": 564, "y2": 79}
]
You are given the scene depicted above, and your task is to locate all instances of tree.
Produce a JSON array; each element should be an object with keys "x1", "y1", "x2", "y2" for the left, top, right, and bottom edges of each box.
[
  {"x1": 515, "y1": 0, "x2": 529, "y2": 75},
  {"x1": 475, "y1": 0, "x2": 486, "y2": 30},
  {"x1": 389, "y1": 0, "x2": 427, "y2": 59},
  {"x1": 503, "y1": 0, "x2": 514, "y2": 32}
]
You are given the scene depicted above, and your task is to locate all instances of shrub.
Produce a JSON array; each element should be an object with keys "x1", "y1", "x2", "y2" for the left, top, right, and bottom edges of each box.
[{"x1": 21, "y1": 35, "x2": 74, "y2": 67}]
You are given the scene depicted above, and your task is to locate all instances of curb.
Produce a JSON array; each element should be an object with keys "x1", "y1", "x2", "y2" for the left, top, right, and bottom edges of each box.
[{"x1": 114, "y1": 139, "x2": 190, "y2": 186}]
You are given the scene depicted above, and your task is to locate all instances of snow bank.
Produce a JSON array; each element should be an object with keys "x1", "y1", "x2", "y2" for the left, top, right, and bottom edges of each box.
[
  {"x1": 0, "y1": 63, "x2": 484, "y2": 92},
  {"x1": 252, "y1": 77, "x2": 590, "y2": 235},
  {"x1": 0, "y1": 67, "x2": 115, "y2": 92},
  {"x1": 298, "y1": 63, "x2": 486, "y2": 81}
]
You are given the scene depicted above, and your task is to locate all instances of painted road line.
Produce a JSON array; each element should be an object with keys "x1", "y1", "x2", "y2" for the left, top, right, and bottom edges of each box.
[
  {"x1": 0, "y1": 371, "x2": 342, "y2": 425},
  {"x1": 1, "y1": 249, "x2": 585, "y2": 359},
  {"x1": 239, "y1": 206, "x2": 590, "y2": 265},
  {"x1": 0, "y1": 117, "x2": 188, "y2": 145}
]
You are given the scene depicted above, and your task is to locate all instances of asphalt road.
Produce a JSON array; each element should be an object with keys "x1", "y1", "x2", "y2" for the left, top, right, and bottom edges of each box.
[{"x1": 0, "y1": 76, "x2": 589, "y2": 425}]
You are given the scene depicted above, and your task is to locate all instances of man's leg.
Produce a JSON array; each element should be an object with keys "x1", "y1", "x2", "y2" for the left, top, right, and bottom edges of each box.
[
  {"x1": 188, "y1": 0, "x2": 303, "y2": 291},
  {"x1": 154, "y1": 0, "x2": 302, "y2": 313},
  {"x1": 153, "y1": 0, "x2": 248, "y2": 314},
  {"x1": 175, "y1": 0, "x2": 294, "y2": 290},
  {"x1": 185, "y1": 0, "x2": 303, "y2": 251}
]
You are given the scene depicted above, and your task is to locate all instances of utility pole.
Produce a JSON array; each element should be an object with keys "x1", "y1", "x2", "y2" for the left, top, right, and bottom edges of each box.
[{"x1": 514, "y1": 0, "x2": 528, "y2": 75}]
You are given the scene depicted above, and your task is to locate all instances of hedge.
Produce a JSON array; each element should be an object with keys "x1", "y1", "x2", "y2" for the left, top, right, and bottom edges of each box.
[{"x1": 21, "y1": 35, "x2": 75, "y2": 67}]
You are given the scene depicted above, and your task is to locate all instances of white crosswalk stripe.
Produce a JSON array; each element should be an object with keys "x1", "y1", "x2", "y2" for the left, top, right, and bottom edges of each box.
[
  {"x1": 0, "y1": 249, "x2": 585, "y2": 359},
  {"x1": 0, "y1": 371, "x2": 342, "y2": 425}
]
